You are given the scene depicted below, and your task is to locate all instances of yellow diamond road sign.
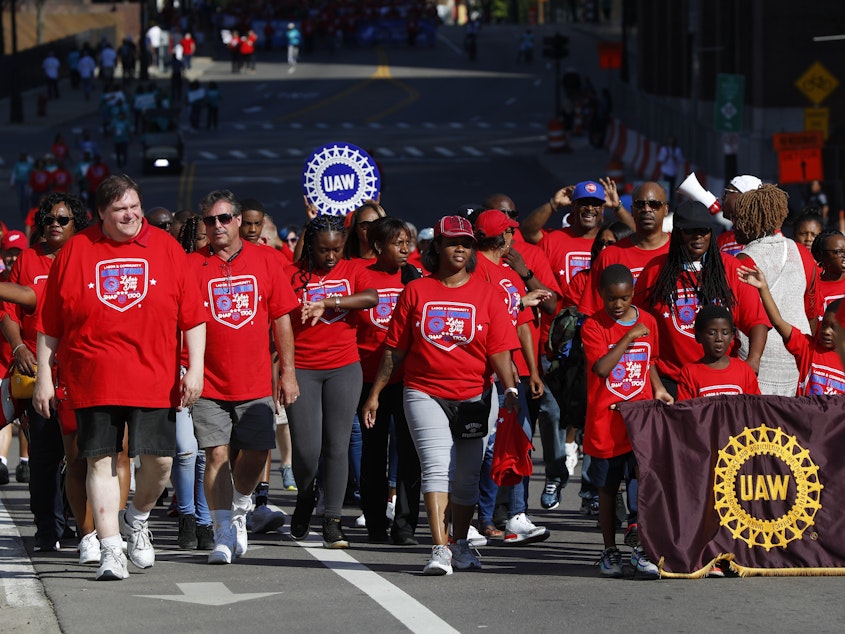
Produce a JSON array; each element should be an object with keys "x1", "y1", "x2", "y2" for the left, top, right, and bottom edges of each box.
[{"x1": 795, "y1": 61, "x2": 839, "y2": 105}]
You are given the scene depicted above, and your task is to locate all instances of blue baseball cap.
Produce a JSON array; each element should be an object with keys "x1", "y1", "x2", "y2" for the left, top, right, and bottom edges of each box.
[{"x1": 572, "y1": 181, "x2": 606, "y2": 202}]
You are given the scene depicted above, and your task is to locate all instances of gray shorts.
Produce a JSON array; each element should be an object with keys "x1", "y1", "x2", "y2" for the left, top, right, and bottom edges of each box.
[{"x1": 192, "y1": 396, "x2": 276, "y2": 451}]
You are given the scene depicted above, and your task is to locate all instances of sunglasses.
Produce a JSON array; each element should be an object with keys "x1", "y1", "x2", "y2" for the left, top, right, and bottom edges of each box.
[
  {"x1": 202, "y1": 213, "x2": 236, "y2": 227},
  {"x1": 41, "y1": 215, "x2": 73, "y2": 227},
  {"x1": 153, "y1": 221, "x2": 172, "y2": 230},
  {"x1": 632, "y1": 199, "x2": 666, "y2": 210},
  {"x1": 286, "y1": 236, "x2": 299, "y2": 244}
]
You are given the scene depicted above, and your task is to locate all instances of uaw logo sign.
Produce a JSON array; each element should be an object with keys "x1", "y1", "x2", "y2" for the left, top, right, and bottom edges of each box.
[
  {"x1": 498, "y1": 278, "x2": 522, "y2": 325},
  {"x1": 302, "y1": 143, "x2": 381, "y2": 216},
  {"x1": 713, "y1": 425, "x2": 823, "y2": 551},
  {"x1": 305, "y1": 280, "x2": 351, "y2": 324},
  {"x1": 421, "y1": 302, "x2": 476, "y2": 352},
  {"x1": 368, "y1": 287, "x2": 403, "y2": 330},
  {"x1": 96, "y1": 258, "x2": 148, "y2": 312},
  {"x1": 209, "y1": 275, "x2": 258, "y2": 329},
  {"x1": 606, "y1": 342, "x2": 650, "y2": 399},
  {"x1": 671, "y1": 286, "x2": 700, "y2": 338}
]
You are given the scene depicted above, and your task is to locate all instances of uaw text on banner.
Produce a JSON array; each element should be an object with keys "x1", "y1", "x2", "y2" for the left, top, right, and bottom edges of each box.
[{"x1": 617, "y1": 395, "x2": 845, "y2": 577}]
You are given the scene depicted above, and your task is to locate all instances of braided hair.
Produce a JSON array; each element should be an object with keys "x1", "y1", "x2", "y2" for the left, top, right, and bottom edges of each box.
[
  {"x1": 178, "y1": 214, "x2": 203, "y2": 253},
  {"x1": 295, "y1": 215, "x2": 347, "y2": 293},
  {"x1": 647, "y1": 229, "x2": 735, "y2": 312},
  {"x1": 733, "y1": 183, "x2": 789, "y2": 242}
]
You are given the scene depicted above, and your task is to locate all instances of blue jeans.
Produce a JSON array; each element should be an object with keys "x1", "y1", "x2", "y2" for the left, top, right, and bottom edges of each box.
[{"x1": 173, "y1": 404, "x2": 210, "y2": 525}]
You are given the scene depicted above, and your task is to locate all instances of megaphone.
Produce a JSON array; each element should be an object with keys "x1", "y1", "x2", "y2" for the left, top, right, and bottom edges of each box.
[{"x1": 677, "y1": 172, "x2": 721, "y2": 215}]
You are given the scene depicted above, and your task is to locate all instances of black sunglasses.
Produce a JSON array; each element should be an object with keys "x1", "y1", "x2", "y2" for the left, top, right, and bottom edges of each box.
[
  {"x1": 153, "y1": 221, "x2": 173, "y2": 230},
  {"x1": 202, "y1": 213, "x2": 236, "y2": 227},
  {"x1": 632, "y1": 199, "x2": 666, "y2": 210},
  {"x1": 41, "y1": 215, "x2": 73, "y2": 227}
]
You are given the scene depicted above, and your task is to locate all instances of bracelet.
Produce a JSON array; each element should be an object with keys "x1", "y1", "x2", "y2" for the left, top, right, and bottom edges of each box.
[
  {"x1": 504, "y1": 387, "x2": 519, "y2": 397},
  {"x1": 334, "y1": 296, "x2": 341, "y2": 310},
  {"x1": 518, "y1": 298, "x2": 525, "y2": 311},
  {"x1": 520, "y1": 269, "x2": 534, "y2": 282},
  {"x1": 12, "y1": 343, "x2": 25, "y2": 356}
]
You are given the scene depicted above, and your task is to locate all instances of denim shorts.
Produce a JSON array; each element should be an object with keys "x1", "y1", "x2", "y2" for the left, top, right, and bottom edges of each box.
[
  {"x1": 586, "y1": 451, "x2": 637, "y2": 491},
  {"x1": 76, "y1": 406, "x2": 176, "y2": 458}
]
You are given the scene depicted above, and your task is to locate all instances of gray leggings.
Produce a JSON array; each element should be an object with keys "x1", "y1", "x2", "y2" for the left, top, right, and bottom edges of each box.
[
  {"x1": 286, "y1": 362, "x2": 362, "y2": 518},
  {"x1": 403, "y1": 386, "x2": 497, "y2": 506}
]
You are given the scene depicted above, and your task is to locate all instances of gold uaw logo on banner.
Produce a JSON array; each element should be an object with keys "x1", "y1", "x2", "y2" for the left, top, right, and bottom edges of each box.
[{"x1": 713, "y1": 425, "x2": 823, "y2": 551}]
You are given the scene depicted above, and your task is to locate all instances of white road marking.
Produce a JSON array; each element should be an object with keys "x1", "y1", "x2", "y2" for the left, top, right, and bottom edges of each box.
[
  {"x1": 137, "y1": 582, "x2": 280, "y2": 606},
  {"x1": 462, "y1": 146, "x2": 483, "y2": 157},
  {"x1": 0, "y1": 502, "x2": 50, "y2": 608},
  {"x1": 199, "y1": 151, "x2": 218, "y2": 160},
  {"x1": 229, "y1": 150, "x2": 248, "y2": 159},
  {"x1": 258, "y1": 149, "x2": 279, "y2": 158},
  {"x1": 375, "y1": 147, "x2": 395, "y2": 157},
  {"x1": 404, "y1": 146, "x2": 424, "y2": 157},
  {"x1": 434, "y1": 147, "x2": 455, "y2": 157},
  {"x1": 491, "y1": 147, "x2": 512, "y2": 156}
]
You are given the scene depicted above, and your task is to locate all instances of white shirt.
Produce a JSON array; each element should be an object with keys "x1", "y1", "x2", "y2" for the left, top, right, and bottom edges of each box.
[{"x1": 78, "y1": 55, "x2": 96, "y2": 79}]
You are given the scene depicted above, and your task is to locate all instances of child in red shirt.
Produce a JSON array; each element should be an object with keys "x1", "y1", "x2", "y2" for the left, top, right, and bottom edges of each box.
[
  {"x1": 677, "y1": 305, "x2": 761, "y2": 400},
  {"x1": 581, "y1": 264, "x2": 673, "y2": 578},
  {"x1": 740, "y1": 264, "x2": 845, "y2": 395}
]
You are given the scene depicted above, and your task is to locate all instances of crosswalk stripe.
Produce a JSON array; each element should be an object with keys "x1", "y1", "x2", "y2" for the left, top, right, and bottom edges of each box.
[
  {"x1": 199, "y1": 151, "x2": 218, "y2": 160},
  {"x1": 491, "y1": 147, "x2": 512, "y2": 156},
  {"x1": 258, "y1": 149, "x2": 279, "y2": 158},
  {"x1": 290, "y1": 122, "x2": 303, "y2": 129},
  {"x1": 404, "y1": 146, "x2": 423, "y2": 157},
  {"x1": 285, "y1": 148, "x2": 304, "y2": 156},
  {"x1": 229, "y1": 150, "x2": 248, "y2": 159},
  {"x1": 396, "y1": 122, "x2": 410, "y2": 128},
  {"x1": 434, "y1": 147, "x2": 454, "y2": 157},
  {"x1": 462, "y1": 146, "x2": 483, "y2": 157},
  {"x1": 375, "y1": 147, "x2": 394, "y2": 157}
]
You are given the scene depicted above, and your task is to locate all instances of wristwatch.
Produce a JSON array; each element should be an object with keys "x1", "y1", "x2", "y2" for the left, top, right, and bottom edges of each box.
[{"x1": 520, "y1": 269, "x2": 534, "y2": 282}]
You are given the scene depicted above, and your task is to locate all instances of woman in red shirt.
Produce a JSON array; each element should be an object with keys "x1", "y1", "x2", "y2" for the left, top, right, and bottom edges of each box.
[
  {"x1": 362, "y1": 216, "x2": 520, "y2": 576},
  {"x1": 285, "y1": 215, "x2": 377, "y2": 548}
]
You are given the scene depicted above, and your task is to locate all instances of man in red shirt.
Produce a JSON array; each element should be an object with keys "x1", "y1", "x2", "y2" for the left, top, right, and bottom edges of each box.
[
  {"x1": 188, "y1": 190, "x2": 299, "y2": 565},
  {"x1": 33, "y1": 175, "x2": 207, "y2": 581}
]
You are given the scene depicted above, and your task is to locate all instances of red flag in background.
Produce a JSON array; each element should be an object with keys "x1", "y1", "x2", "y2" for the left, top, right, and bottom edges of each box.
[
  {"x1": 617, "y1": 395, "x2": 845, "y2": 577},
  {"x1": 491, "y1": 407, "x2": 533, "y2": 487}
]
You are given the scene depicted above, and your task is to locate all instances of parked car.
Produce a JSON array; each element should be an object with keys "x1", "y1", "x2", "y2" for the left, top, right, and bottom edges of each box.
[{"x1": 141, "y1": 108, "x2": 183, "y2": 175}]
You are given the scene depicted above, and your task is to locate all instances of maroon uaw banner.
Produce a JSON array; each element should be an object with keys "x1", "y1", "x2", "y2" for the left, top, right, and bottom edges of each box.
[{"x1": 617, "y1": 395, "x2": 845, "y2": 577}]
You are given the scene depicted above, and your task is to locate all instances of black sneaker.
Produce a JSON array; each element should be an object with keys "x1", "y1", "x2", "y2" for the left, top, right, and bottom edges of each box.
[
  {"x1": 0, "y1": 462, "x2": 9, "y2": 486},
  {"x1": 290, "y1": 497, "x2": 314, "y2": 541},
  {"x1": 177, "y1": 514, "x2": 198, "y2": 550},
  {"x1": 322, "y1": 517, "x2": 349, "y2": 549},
  {"x1": 196, "y1": 524, "x2": 215, "y2": 550},
  {"x1": 15, "y1": 461, "x2": 30, "y2": 483}
]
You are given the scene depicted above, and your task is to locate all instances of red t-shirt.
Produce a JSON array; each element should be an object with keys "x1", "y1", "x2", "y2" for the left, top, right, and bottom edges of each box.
[
  {"x1": 188, "y1": 241, "x2": 298, "y2": 401},
  {"x1": 286, "y1": 258, "x2": 371, "y2": 371},
  {"x1": 386, "y1": 274, "x2": 519, "y2": 401},
  {"x1": 29, "y1": 170, "x2": 51, "y2": 194},
  {"x1": 85, "y1": 163, "x2": 111, "y2": 192},
  {"x1": 355, "y1": 266, "x2": 406, "y2": 384},
  {"x1": 717, "y1": 230, "x2": 742, "y2": 257},
  {"x1": 784, "y1": 326, "x2": 845, "y2": 396},
  {"x1": 579, "y1": 236, "x2": 671, "y2": 315},
  {"x1": 50, "y1": 168, "x2": 73, "y2": 193},
  {"x1": 38, "y1": 221, "x2": 206, "y2": 409},
  {"x1": 634, "y1": 253, "x2": 770, "y2": 381},
  {"x1": 513, "y1": 231, "x2": 562, "y2": 360},
  {"x1": 676, "y1": 357, "x2": 761, "y2": 400},
  {"x1": 537, "y1": 227, "x2": 593, "y2": 284},
  {"x1": 581, "y1": 308, "x2": 659, "y2": 459},
  {"x1": 561, "y1": 268, "x2": 589, "y2": 309},
  {"x1": 5, "y1": 244, "x2": 53, "y2": 353},
  {"x1": 816, "y1": 276, "x2": 845, "y2": 322}
]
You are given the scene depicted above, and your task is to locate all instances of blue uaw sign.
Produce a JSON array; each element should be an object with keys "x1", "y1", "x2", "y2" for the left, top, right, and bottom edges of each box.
[{"x1": 302, "y1": 143, "x2": 381, "y2": 216}]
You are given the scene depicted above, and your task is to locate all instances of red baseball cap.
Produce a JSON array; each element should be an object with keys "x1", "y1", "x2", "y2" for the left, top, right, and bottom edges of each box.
[
  {"x1": 1, "y1": 230, "x2": 26, "y2": 252},
  {"x1": 434, "y1": 215, "x2": 475, "y2": 241},
  {"x1": 474, "y1": 209, "x2": 518, "y2": 238}
]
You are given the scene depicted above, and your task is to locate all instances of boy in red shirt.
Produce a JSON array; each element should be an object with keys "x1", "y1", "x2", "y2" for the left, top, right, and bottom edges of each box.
[
  {"x1": 677, "y1": 305, "x2": 761, "y2": 400},
  {"x1": 740, "y1": 265, "x2": 845, "y2": 395},
  {"x1": 581, "y1": 264, "x2": 673, "y2": 578}
]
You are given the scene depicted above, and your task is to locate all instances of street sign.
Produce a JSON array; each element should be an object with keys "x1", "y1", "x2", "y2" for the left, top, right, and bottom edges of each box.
[
  {"x1": 714, "y1": 74, "x2": 744, "y2": 133},
  {"x1": 772, "y1": 130, "x2": 824, "y2": 152},
  {"x1": 598, "y1": 42, "x2": 622, "y2": 69},
  {"x1": 804, "y1": 107, "x2": 830, "y2": 140},
  {"x1": 778, "y1": 148, "x2": 823, "y2": 184},
  {"x1": 795, "y1": 61, "x2": 839, "y2": 105}
]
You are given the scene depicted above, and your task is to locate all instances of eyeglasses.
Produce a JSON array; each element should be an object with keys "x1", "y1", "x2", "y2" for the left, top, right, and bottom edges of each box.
[
  {"x1": 41, "y1": 215, "x2": 73, "y2": 227},
  {"x1": 824, "y1": 249, "x2": 845, "y2": 257},
  {"x1": 286, "y1": 236, "x2": 299, "y2": 244},
  {"x1": 153, "y1": 220, "x2": 172, "y2": 230},
  {"x1": 632, "y1": 200, "x2": 666, "y2": 210},
  {"x1": 202, "y1": 213, "x2": 235, "y2": 227}
]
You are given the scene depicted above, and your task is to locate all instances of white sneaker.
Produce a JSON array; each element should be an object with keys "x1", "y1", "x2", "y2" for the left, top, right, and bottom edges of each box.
[
  {"x1": 631, "y1": 546, "x2": 660, "y2": 576},
  {"x1": 386, "y1": 495, "x2": 396, "y2": 522},
  {"x1": 355, "y1": 513, "x2": 366, "y2": 528},
  {"x1": 95, "y1": 543, "x2": 128, "y2": 581},
  {"x1": 232, "y1": 508, "x2": 249, "y2": 556},
  {"x1": 422, "y1": 544, "x2": 453, "y2": 576},
  {"x1": 250, "y1": 505, "x2": 286, "y2": 534},
  {"x1": 504, "y1": 513, "x2": 550, "y2": 546},
  {"x1": 119, "y1": 511, "x2": 155, "y2": 569},
  {"x1": 208, "y1": 527, "x2": 236, "y2": 565},
  {"x1": 78, "y1": 531, "x2": 101, "y2": 565},
  {"x1": 565, "y1": 441, "x2": 579, "y2": 476},
  {"x1": 466, "y1": 524, "x2": 488, "y2": 548},
  {"x1": 450, "y1": 539, "x2": 482, "y2": 570}
]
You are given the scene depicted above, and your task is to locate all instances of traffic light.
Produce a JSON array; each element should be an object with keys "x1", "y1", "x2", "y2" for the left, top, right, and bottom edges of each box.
[{"x1": 542, "y1": 33, "x2": 569, "y2": 59}]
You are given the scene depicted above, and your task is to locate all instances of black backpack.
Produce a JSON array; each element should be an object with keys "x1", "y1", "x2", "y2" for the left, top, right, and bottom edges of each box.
[{"x1": 545, "y1": 305, "x2": 588, "y2": 429}]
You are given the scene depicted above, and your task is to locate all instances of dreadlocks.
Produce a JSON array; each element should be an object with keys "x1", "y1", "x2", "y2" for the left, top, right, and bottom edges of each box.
[
  {"x1": 647, "y1": 230, "x2": 735, "y2": 312},
  {"x1": 178, "y1": 215, "x2": 203, "y2": 253},
  {"x1": 296, "y1": 215, "x2": 347, "y2": 293},
  {"x1": 732, "y1": 183, "x2": 789, "y2": 242}
]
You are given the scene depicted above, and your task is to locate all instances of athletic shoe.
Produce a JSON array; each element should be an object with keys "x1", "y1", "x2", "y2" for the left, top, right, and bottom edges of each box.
[
  {"x1": 250, "y1": 505, "x2": 286, "y2": 534},
  {"x1": 177, "y1": 514, "x2": 198, "y2": 550},
  {"x1": 450, "y1": 539, "x2": 482, "y2": 570},
  {"x1": 34, "y1": 540, "x2": 61, "y2": 552},
  {"x1": 580, "y1": 497, "x2": 599, "y2": 516},
  {"x1": 119, "y1": 511, "x2": 154, "y2": 569},
  {"x1": 280, "y1": 465, "x2": 297, "y2": 491},
  {"x1": 196, "y1": 524, "x2": 215, "y2": 550},
  {"x1": 290, "y1": 498, "x2": 314, "y2": 541},
  {"x1": 599, "y1": 546, "x2": 623, "y2": 578},
  {"x1": 631, "y1": 546, "x2": 659, "y2": 576},
  {"x1": 564, "y1": 442, "x2": 579, "y2": 476},
  {"x1": 540, "y1": 479, "x2": 562, "y2": 510},
  {"x1": 0, "y1": 462, "x2": 8, "y2": 485},
  {"x1": 504, "y1": 513, "x2": 550, "y2": 545},
  {"x1": 322, "y1": 517, "x2": 349, "y2": 549},
  {"x1": 355, "y1": 513, "x2": 366, "y2": 528},
  {"x1": 707, "y1": 562, "x2": 725, "y2": 578},
  {"x1": 95, "y1": 543, "x2": 128, "y2": 581},
  {"x1": 15, "y1": 461, "x2": 30, "y2": 483},
  {"x1": 466, "y1": 524, "x2": 488, "y2": 548},
  {"x1": 423, "y1": 544, "x2": 453, "y2": 576},
  {"x1": 232, "y1": 507, "x2": 249, "y2": 555},
  {"x1": 386, "y1": 495, "x2": 396, "y2": 522},
  {"x1": 78, "y1": 531, "x2": 101, "y2": 564},
  {"x1": 208, "y1": 527, "x2": 236, "y2": 565},
  {"x1": 623, "y1": 523, "x2": 639, "y2": 548}
]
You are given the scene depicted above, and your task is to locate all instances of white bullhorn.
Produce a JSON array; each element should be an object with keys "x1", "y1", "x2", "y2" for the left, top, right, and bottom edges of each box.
[{"x1": 677, "y1": 172, "x2": 721, "y2": 215}]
